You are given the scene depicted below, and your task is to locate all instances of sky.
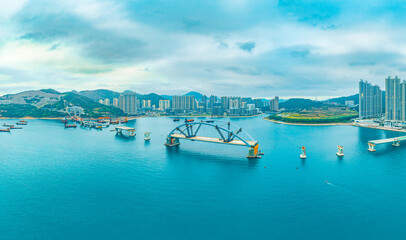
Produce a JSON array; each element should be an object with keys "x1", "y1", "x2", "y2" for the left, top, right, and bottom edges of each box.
[{"x1": 1, "y1": 0, "x2": 406, "y2": 98}]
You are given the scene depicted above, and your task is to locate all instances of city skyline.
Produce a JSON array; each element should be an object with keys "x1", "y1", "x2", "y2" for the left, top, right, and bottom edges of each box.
[{"x1": 3, "y1": 1, "x2": 406, "y2": 97}]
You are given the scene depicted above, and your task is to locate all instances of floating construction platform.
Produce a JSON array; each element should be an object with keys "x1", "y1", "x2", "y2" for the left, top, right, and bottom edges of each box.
[
  {"x1": 115, "y1": 126, "x2": 136, "y2": 137},
  {"x1": 368, "y1": 135, "x2": 406, "y2": 151}
]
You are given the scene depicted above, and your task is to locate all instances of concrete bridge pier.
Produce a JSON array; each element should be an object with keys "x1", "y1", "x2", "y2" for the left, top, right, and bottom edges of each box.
[
  {"x1": 392, "y1": 141, "x2": 400, "y2": 147},
  {"x1": 247, "y1": 144, "x2": 260, "y2": 159},
  {"x1": 165, "y1": 137, "x2": 180, "y2": 147},
  {"x1": 368, "y1": 143, "x2": 376, "y2": 152}
]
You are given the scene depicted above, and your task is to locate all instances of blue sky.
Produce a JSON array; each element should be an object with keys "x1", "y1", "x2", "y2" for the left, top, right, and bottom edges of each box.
[{"x1": 1, "y1": 0, "x2": 406, "y2": 98}]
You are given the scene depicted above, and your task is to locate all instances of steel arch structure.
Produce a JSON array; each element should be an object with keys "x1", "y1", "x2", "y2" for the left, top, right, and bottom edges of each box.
[{"x1": 165, "y1": 120, "x2": 260, "y2": 158}]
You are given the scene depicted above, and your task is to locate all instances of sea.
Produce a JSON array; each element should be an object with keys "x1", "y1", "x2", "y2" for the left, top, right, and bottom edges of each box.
[{"x1": 1, "y1": 116, "x2": 406, "y2": 240}]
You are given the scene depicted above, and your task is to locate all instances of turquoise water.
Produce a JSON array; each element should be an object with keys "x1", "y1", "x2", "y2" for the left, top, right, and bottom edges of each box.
[{"x1": 1, "y1": 116, "x2": 406, "y2": 240}]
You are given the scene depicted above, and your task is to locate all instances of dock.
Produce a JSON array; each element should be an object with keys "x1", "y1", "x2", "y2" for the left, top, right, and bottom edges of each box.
[
  {"x1": 368, "y1": 135, "x2": 406, "y2": 151},
  {"x1": 115, "y1": 126, "x2": 136, "y2": 137}
]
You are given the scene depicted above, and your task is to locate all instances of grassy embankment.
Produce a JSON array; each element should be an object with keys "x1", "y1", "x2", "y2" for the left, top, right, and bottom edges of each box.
[{"x1": 267, "y1": 108, "x2": 358, "y2": 124}]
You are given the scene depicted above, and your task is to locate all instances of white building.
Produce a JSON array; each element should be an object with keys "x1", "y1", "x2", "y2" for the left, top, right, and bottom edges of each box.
[
  {"x1": 159, "y1": 100, "x2": 171, "y2": 110},
  {"x1": 113, "y1": 98, "x2": 118, "y2": 107}
]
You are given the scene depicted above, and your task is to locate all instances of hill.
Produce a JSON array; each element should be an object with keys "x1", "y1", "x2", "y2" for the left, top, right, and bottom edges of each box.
[
  {"x1": 184, "y1": 91, "x2": 203, "y2": 101},
  {"x1": 0, "y1": 104, "x2": 65, "y2": 118},
  {"x1": 45, "y1": 92, "x2": 124, "y2": 117},
  {"x1": 0, "y1": 90, "x2": 63, "y2": 107},
  {"x1": 137, "y1": 93, "x2": 166, "y2": 107},
  {"x1": 280, "y1": 98, "x2": 325, "y2": 110},
  {"x1": 325, "y1": 94, "x2": 359, "y2": 105},
  {"x1": 78, "y1": 89, "x2": 120, "y2": 102}
]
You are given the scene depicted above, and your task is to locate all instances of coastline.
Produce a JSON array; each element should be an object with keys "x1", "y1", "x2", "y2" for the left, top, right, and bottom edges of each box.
[
  {"x1": 263, "y1": 117, "x2": 353, "y2": 126},
  {"x1": 354, "y1": 124, "x2": 406, "y2": 133}
]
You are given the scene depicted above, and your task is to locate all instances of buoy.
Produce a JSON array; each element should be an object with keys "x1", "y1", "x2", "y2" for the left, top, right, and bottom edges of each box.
[
  {"x1": 300, "y1": 146, "x2": 306, "y2": 159},
  {"x1": 336, "y1": 146, "x2": 344, "y2": 157}
]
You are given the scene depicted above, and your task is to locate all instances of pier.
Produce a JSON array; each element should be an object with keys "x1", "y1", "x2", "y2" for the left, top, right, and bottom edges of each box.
[
  {"x1": 115, "y1": 126, "x2": 136, "y2": 137},
  {"x1": 165, "y1": 120, "x2": 260, "y2": 158},
  {"x1": 368, "y1": 135, "x2": 406, "y2": 151}
]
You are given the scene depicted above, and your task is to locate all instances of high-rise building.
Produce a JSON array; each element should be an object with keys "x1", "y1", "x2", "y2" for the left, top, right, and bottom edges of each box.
[
  {"x1": 359, "y1": 80, "x2": 382, "y2": 119},
  {"x1": 401, "y1": 81, "x2": 406, "y2": 121},
  {"x1": 118, "y1": 92, "x2": 138, "y2": 114},
  {"x1": 385, "y1": 76, "x2": 401, "y2": 121},
  {"x1": 254, "y1": 99, "x2": 263, "y2": 108},
  {"x1": 172, "y1": 95, "x2": 195, "y2": 111},
  {"x1": 104, "y1": 98, "x2": 110, "y2": 106},
  {"x1": 270, "y1": 96, "x2": 279, "y2": 111},
  {"x1": 113, "y1": 98, "x2": 118, "y2": 107},
  {"x1": 142, "y1": 100, "x2": 151, "y2": 108},
  {"x1": 221, "y1": 96, "x2": 229, "y2": 110},
  {"x1": 209, "y1": 95, "x2": 217, "y2": 110},
  {"x1": 159, "y1": 100, "x2": 171, "y2": 110}
]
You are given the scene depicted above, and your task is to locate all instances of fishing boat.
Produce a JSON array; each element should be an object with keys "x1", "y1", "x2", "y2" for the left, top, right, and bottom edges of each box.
[
  {"x1": 300, "y1": 146, "x2": 306, "y2": 159},
  {"x1": 20, "y1": 120, "x2": 28, "y2": 123},
  {"x1": 144, "y1": 132, "x2": 151, "y2": 141},
  {"x1": 206, "y1": 120, "x2": 214, "y2": 123},
  {"x1": 16, "y1": 121, "x2": 27, "y2": 125},
  {"x1": 185, "y1": 119, "x2": 194, "y2": 123},
  {"x1": 3, "y1": 123, "x2": 14, "y2": 127},
  {"x1": 65, "y1": 123, "x2": 77, "y2": 128},
  {"x1": 120, "y1": 117, "x2": 128, "y2": 123},
  {"x1": 10, "y1": 126, "x2": 23, "y2": 129},
  {"x1": 0, "y1": 128, "x2": 10, "y2": 132},
  {"x1": 173, "y1": 118, "x2": 180, "y2": 122}
]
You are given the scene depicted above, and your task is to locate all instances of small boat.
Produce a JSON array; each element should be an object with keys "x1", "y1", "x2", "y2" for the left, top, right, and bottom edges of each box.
[
  {"x1": 20, "y1": 120, "x2": 28, "y2": 123},
  {"x1": 10, "y1": 126, "x2": 23, "y2": 129},
  {"x1": 65, "y1": 124, "x2": 77, "y2": 128},
  {"x1": 144, "y1": 132, "x2": 151, "y2": 141},
  {"x1": 336, "y1": 146, "x2": 344, "y2": 157},
  {"x1": 185, "y1": 119, "x2": 194, "y2": 123},
  {"x1": 0, "y1": 128, "x2": 10, "y2": 132},
  {"x1": 16, "y1": 122, "x2": 27, "y2": 125},
  {"x1": 3, "y1": 123, "x2": 14, "y2": 127},
  {"x1": 300, "y1": 146, "x2": 306, "y2": 159},
  {"x1": 173, "y1": 118, "x2": 180, "y2": 122},
  {"x1": 120, "y1": 117, "x2": 128, "y2": 123},
  {"x1": 206, "y1": 120, "x2": 214, "y2": 123}
]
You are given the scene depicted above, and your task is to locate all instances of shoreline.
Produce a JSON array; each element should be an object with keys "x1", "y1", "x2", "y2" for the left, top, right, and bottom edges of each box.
[
  {"x1": 263, "y1": 117, "x2": 353, "y2": 126},
  {"x1": 354, "y1": 124, "x2": 406, "y2": 133}
]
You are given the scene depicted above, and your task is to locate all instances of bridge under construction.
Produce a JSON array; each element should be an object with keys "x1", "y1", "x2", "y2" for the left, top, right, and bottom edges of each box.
[
  {"x1": 165, "y1": 120, "x2": 260, "y2": 158},
  {"x1": 368, "y1": 135, "x2": 406, "y2": 152}
]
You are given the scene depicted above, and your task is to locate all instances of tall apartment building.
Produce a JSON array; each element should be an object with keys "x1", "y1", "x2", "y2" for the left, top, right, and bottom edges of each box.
[
  {"x1": 221, "y1": 96, "x2": 229, "y2": 111},
  {"x1": 209, "y1": 95, "x2": 217, "y2": 110},
  {"x1": 270, "y1": 96, "x2": 279, "y2": 111},
  {"x1": 159, "y1": 100, "x2": 171, "y2": 110},
  {"x1": 118, "y1": 92, "x2": 138, "y2": 114},
  {"x1": 359, "y1": 80, "x2": 382, "y2": 119},
  {"x1": 172, "y1": 95, "x2": 195, "y2": 111},
  {"x1": 254, "y1": 99, "x2": 263, "y2": 108},
  {"x1": 142, "y1": 100, "x2": 151, "y2": 108},
  {"x1": 113, "y1": 98, "x2": 118, "y2": 108},
  {"x1": 228, "y1": 97, "x2": 242, "y2": 109},
  {"x1": 402, "y1": 81, "x2": 406, "y2": 121},
  {"x1": 385, "y1": 76, "x2": 401, "y2": 121}
]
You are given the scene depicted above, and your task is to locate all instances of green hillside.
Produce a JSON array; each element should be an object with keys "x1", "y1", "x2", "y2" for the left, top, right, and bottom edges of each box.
[
  {"x1": 0, "y1": 104, "x2": 65, "y2": 118},
  {"x1": 45, "y1": 92, "x2": 124, "y2": 117}
]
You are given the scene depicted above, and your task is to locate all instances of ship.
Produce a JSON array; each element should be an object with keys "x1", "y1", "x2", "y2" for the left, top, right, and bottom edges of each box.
[{"x1": 0, "y1": 128, "x2": 10, "y2": 132}]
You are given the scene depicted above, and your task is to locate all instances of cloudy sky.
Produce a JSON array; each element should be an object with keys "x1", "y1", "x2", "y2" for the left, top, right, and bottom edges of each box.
[{"x1": 1, "y1": 0, "x2": 406, "y2": 98}]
